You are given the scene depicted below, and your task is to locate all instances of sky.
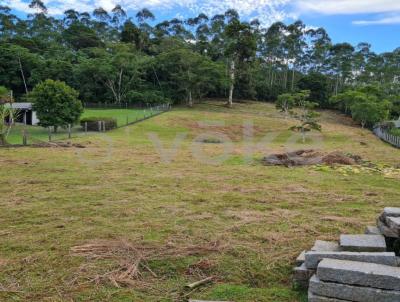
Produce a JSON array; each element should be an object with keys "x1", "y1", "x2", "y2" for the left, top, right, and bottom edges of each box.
[{"x1": 2, "y1": 0, "x2": 400, "y2": 53}]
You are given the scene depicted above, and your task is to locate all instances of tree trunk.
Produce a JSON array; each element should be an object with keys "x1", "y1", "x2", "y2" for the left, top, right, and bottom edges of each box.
[
  {"x1": 291, "y1": 66, "x2": 295, "y2": 91},
  {"x1": 188, "y1": 90, "x2": 193, "y2": 107},
  {"x1": 53, "y1": 126, "x2": 58, "y2": 133},
  {"x1": 334, "y1": 74, "x2": 339, "y2": 96},
  {"x1": 0, "y1": 134, "x2": 6, "y2": 146},
  {"x1": 18, "y1": 57, "x2": 28, "y2": 94},
  {"x1": 227, "y1": 59, "x2": 235, "y2": 108}
]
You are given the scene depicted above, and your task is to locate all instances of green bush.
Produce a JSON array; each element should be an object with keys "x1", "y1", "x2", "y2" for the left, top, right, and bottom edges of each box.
[
  {"x1": 29, "y1": 79, "x2": 83, "y2": 132},
  {"x1": 80, "y1": 117, "x2": 117, "y2": 131}
]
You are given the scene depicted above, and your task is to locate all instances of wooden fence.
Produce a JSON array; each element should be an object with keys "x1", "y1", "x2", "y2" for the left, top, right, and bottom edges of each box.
[{"x1": 373, "y1": 127, "x2": 400, "y2": 148}]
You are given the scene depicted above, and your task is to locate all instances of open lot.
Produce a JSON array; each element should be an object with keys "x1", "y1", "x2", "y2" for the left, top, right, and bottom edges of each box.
[{"x1": 1, "y1": 101, "x2": 399, "y2": 301}]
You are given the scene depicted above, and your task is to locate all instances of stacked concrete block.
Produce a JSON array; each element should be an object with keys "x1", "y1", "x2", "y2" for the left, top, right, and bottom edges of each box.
[
  {"x1": 293, "y1": 241, "x2": 341, "y2": 288},
  {"x1": 377, "y1": 207, "x2": 400, "y2": 238},
  {"x1": 308, "y1": 259, "x2": 400, "y2": 302},
  {"x1": 364, "y1": 225, "x2": 381, "y2": 235},
  {"x1": 292, "y1": 207, "x2": 400, "y2": 301},
  {"x1": 339, "y1": 234, "x2": 386, "y2": 252}
]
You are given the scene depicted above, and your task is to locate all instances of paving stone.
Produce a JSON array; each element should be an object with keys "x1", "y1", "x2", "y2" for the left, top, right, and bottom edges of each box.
[
  {"x1": 294, "y1": 263, "x2": 315, "y2": 281},
  {"x1": 309, "y1": 275, "x2": 400, "y2": 302},
  {"x1": 382, "y1": 207, "x2": 400, "y2": 219},
  {"x1": 296, "y1": 250, "x2": 306, "y2": 265},
  {"x1": 311, "y1": 240, "x2": 341, "y2": 252},
  {"x1": 365, "y1": 225, "x2": 382, "y2": 235},
  {"x1": 386, "y1": 217, "x2": 400, "y2": 232},
  {"x1": 377, "y1": 218, "x2": 399, "y2": 238},
  {"x1": 304, "y1": 251, "x2": 397, "y2": 269},
  {"x1": 340, "y1": 234, "x2": 386, "y2": 252},
  {"x1": 317, "y1": 258, "x2": 400, "y2": 291},
  {"x1": 308, "y1": 291, "x2": 348, "y2": 302}
]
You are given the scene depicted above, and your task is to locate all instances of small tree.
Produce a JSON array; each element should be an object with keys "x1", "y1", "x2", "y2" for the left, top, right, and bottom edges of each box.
[
  {"x1": 288, "y1": 90, "x2": 322, "y2": 143},
  {"x1": 350, "y1": 96, "x2": 391, "y2": 128},
  {"x1": 0, "y1": 86, "x2": 17, "y2": 145},
  {"x1": 29, "y1": 80, "x2": 83, "y2": 132},
  {"x1": 276, "y1": 93, "x2": 296, "y2": 117}
]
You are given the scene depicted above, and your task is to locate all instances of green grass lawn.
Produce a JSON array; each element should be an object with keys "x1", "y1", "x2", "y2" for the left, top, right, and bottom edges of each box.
[
  {"x1": 6, "y1": 108, "x2": 156, "y2": 145},
  {"x1": 1, "y1": 101, "x2": 400, "y2": 301},
  {"x1": 82, "y1": 108, "x2": 155, "y2": 126}
]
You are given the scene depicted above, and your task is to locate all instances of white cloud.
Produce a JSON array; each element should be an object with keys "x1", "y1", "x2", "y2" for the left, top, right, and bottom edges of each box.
[
  {"x1": 2, "y1": 0, "x2": 292, "y2": 26},
  {"x1": 4, "y1": 0, "x2": 400, "y2": 26},
  {"x1": 294, "y1": 0, "x2": 400, "y2": 15},
  {"x1": 293, "y1": 0, "x2": 400, "y2": 26},
  {"x1": 353, "y1": 14, "x2": 400, "y2": 25}
]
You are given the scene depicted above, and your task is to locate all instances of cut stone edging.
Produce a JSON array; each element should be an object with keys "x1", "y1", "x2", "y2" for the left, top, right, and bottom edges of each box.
[
  {"x1": 308, "y1": 291, "x2": 348, "y2": 302},
  {"x1": 377, "y1": 219, "x2": 399, "y2": 238},
  {"x1": 309, "y1": 275, "x2": 400, "y2": 302},
  {"x1": 317, "y1": 258, "x2": 400, "y2": 291},
  {"x1": 339, "y1": 234, "x2": 386, "y2": 252},
  {"x1": 305, "y1": 251, "x2": 397, "y2": 269},
  {"x1": 365, "y1": 226, "x2": 382, "y2": 235},
  {"x1": 311, "y1": 240, "x2": 341, "y2": 252}
]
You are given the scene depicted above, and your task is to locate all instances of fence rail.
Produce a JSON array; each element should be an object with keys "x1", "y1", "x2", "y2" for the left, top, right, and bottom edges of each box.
[
  {"x1": 373, "y1": 126, "x2": 400, "y2": 148},
  {"x1": 84, "y1": 102, "x2": 166, "y2": 109},
  {"x1": 4, "y1": 103, "x2": 171, "y2": 146}
]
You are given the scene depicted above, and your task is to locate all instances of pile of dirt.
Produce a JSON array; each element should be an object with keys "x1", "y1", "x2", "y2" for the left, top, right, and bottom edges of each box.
[{"x1": 262, "y1": 149, "x2": 361, "y2": 167}]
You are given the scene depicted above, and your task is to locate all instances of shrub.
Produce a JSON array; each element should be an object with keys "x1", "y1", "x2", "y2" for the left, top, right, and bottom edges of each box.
[
  {"x1": 29, "y1": 80, "x2": 83, "y2": 132},
  {"x1": 80, "y1": 117, "x2": 118, "y2": 131}
]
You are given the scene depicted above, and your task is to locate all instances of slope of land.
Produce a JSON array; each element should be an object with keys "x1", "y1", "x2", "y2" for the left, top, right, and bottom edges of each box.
[{"x1": 0, "y1": 101, "x2": 399, "y2": 302}]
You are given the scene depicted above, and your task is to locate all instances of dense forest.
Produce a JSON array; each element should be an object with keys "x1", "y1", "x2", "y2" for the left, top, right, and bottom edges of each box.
[{"x1": 0, "y1": 1, "x2": 399, "y2": 121}]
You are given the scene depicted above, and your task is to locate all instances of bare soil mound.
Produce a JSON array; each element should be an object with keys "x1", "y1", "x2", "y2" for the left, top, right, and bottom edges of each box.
[{"x1": 262, "y1": 149, "x2": 361, "y2": 167}]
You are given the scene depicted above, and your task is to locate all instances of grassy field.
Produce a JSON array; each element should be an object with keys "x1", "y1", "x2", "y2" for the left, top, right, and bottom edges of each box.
[
  {"x1": 1, "y1": 101, "x2": 400, "y2": 302},
  {"x1": 82, "y1": 108, "x2": 153, "y2": 126},
  {"x1": 6, "y1": 108, "x2": 152, "y2": 145}
]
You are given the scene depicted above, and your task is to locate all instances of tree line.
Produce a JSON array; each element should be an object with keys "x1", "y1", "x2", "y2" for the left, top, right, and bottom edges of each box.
[{"x1": 0, "y1": 1, "x2": 399, "y2": 122}]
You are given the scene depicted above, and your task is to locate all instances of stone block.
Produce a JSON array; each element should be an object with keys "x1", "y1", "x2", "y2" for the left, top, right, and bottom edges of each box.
[
  {"x1": 382, "y1": 207, "x2": 400, "y2": 219},
  {"x1": 317, "y1": 258, "x2": 400, "y2": 291},
  {"x1": 339, "y1": 234, "x2": 386, "y2": 252},
  {"x1": 304, "y1": 251, "x2": 397, "y2": 269},
  {"x1": 309, "y1": 275, "x2": 400, "y2": 302},
  {"x1": 311, "y1": 240, "x2": 341, "y2": 252},
  {"x1": 377, "y1": 218, "x2": 399, "y2": 238},
  {"x1": 308, "y1": 292, "x2": 347, "y2": 302},
  {"x1": 386, "y1": 216, "x2": 400, "y2": 232},
  {"x1": 294, "y1": 263, "x2": 314, "y2": 281},
  {"x1": 365, "y1": 225, "x2": 382, "y2": 235},
  {"x1": 296, "y1": 250, "x2": 305, "y2": 265}
]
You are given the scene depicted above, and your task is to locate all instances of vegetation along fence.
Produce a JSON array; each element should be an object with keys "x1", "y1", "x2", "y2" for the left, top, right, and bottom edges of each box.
[
  {"x1": 6, "y1": 103, "x2": 171, "y2": 146},
  {"x1": 373, "y1": 126, "x2": 400, "y2": 148}
]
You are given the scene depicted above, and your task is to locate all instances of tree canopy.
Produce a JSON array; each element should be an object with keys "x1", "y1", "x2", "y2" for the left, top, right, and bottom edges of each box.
[{"x1": 0, "y1": 2, "x2": 398, "y2": 115}]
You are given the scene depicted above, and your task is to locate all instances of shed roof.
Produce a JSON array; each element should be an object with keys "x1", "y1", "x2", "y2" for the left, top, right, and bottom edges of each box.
[{"x1": 4, "y1": 102, "x2": 33, "y2": 110}]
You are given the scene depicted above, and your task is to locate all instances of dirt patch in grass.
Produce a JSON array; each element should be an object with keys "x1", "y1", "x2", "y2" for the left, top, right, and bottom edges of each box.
[
  {"x1": 170, "y1": 117, "x2": 266, "y2": 141},
  {"x1": 263, "y1": 149, "x2": 362, "y2": 167}
]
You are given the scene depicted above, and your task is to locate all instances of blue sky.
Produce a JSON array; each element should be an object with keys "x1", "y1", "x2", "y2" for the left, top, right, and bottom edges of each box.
[{"x1": 2, "y1": 0, "x2": 400, "y2": 53}]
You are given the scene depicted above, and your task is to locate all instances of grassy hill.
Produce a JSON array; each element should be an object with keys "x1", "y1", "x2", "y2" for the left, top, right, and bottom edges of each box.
[{"x1": 0, "y1": 101, "x2": 399, "y2": 302}]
